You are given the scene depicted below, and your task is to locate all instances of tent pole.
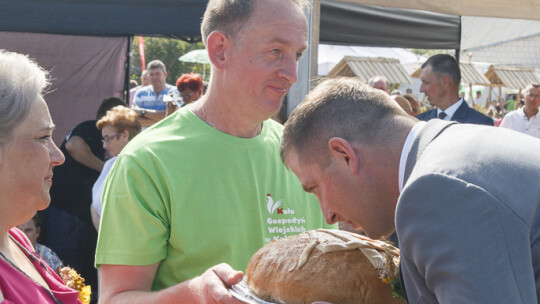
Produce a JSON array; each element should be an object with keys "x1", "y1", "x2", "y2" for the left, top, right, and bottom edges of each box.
[{"x1": 124, "y1": 36, "x2": 133, "y2": 103}]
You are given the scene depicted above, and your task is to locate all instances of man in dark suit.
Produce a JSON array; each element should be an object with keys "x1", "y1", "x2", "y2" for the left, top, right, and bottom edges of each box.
[
  {"x1": 280, "y1": 77, "x2": 540, "y2": 303},
  {"x1": 416, "y1": 54, "x2": 493, "y2": 126}
]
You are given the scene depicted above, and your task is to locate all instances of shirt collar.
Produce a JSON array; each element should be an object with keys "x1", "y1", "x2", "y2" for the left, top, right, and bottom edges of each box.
[
  {"x1": 437, "y1": 98, "x2": 464, "y2": 120},
  {"x1": 399, "y1": 121, "x2": 426, "y2": 193}
]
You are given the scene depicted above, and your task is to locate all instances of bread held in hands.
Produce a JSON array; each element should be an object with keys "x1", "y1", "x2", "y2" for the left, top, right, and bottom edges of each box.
[{"x1": 246, "y1": 229, "x2": 404, "y2": 304}]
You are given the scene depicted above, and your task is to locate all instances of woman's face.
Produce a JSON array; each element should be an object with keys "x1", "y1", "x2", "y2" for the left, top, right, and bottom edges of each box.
[
  {"x1": 102, "y1": 125, "x2": 129, "y2": 157},
  {"x1": 180, "y1": 88, "x2": 202, "y2": 105},
  {"x1": 0, "y1": 97, "x2": 64, "y2": 223}
]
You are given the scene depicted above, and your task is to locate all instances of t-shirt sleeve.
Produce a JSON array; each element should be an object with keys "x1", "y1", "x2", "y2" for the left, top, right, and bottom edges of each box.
[
  {"x1": 95, "y1": 152, "x2": 170, "y2": 267},
  {"x1": 66, "y1": 120, "x2": 104, "y2": 160},
  {"x1": 69, "y1": 121, "x2": 95, "y2": 142},
  {"x1": 132, "y1": 90, "x2": 144, "y2": 108}
]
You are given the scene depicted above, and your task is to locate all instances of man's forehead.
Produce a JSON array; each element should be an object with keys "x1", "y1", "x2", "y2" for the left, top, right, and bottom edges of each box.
[{"x1": 420, "y1": 65, "x2": 432, "y2": 77}]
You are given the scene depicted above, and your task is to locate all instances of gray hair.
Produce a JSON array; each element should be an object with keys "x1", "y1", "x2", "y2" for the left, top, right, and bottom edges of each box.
[
  {"x1": 524, "y1": 83, "x2": 540, "y2": 95},
  {"x1": 280, "y1": 77, "x2": 409, "y2": 167},
  {"x1": 367, "y1": 75, "x2": 389, "y2": 87},
  {"x1": 147, "y1": 60, "x2": 166, "y2": 73},
  {"x1": 201, "y1": 0, "x2": 309, "y2": 45},
  {"x1": 0, "y1": 49, "x2": 49, "y2": 145}
]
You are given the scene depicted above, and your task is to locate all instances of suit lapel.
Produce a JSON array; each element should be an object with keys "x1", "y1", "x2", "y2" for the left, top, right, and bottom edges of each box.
[
  {"x1": 450, "y1": 100, "x2": 469, "y2": 121},
  {"x1": 428, "y1": 109, "x2": 438, "y2": 120},
  {"x1": 403, "y1": 120, "x2": 457, "y2": 184}
]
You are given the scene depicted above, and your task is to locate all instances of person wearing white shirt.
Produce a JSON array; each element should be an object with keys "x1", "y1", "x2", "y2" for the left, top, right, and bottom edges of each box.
[
  {"x1": 499, "y1": 83, "x2": 540, "y2": 139},
  {"x1": 90, "y1": 106, "x2": 141, "y2": 231}
]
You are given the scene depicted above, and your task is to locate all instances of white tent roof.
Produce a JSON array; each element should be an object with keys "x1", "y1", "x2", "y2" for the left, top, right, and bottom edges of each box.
[
  {"x1": 318, "y1": 44, "x2": 426, "y2": 75},
  {"x1": 341, "y1": 0, "x2": 540, "y2": 21},
  {"x1": 461, "y1": 16, "x2": 540, "y2": 50}
]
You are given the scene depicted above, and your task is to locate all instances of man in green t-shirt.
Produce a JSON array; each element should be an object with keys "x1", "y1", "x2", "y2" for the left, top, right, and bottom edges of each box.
[{"x1": 95, "y1": 0, "x2": 334, "y2": 303}]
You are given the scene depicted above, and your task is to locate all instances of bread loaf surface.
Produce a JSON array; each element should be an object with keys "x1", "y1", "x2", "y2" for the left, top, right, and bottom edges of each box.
[{"x1": 246, "y1": 229, "x2": 402, "y2": 304}]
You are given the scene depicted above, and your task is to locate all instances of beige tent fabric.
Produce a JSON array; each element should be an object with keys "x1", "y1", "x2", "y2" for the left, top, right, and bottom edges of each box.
[{"x1": 340, "y1": 0, "x2": 540, "y2": 21}]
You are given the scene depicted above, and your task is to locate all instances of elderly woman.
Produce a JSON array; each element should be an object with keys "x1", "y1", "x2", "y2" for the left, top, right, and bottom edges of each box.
[
  {"x1": 0, "y1": 50, "x2": 84, "y2": 303},
  {"x1": 90, "y1": 106, "x2": 141, "y2": 230}
]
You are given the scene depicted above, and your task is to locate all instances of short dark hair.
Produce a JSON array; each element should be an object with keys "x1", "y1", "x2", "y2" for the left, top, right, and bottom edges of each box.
[
  {"x1": 201, "y1": 0, "x2": 308, "y2": 45},
  {"x1": 421, "y1": 54, "x2": 460, "y2": 85},
  {"x1": 281, "y1": 77, "x2": 409, "y2": 167},
  {"x1": 31, "y1": 213, "x2": 42, "y2": 229},
  {"x1": 96, "y1": 97, "x2": 128, "y2": 119},
  {"x1": 147, "y1": 60, "x2": 166, "y2": 73}
]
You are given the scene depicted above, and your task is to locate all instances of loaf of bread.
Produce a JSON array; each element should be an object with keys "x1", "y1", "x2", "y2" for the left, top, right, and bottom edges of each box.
[{"x1": 246, "y1": 229, "x2": 403, "y2": 304}]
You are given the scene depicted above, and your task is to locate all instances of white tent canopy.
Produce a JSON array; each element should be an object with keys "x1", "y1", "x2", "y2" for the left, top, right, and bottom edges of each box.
[
  {"x1": 341, "y1": 0, "x2": 540, "y2": 21},
  {"x1": 461, "y1": 16, "x2": 540, "y2": 50},
  {"x1": 318, "y1": 45, "x2": 425, "y2": 76}
]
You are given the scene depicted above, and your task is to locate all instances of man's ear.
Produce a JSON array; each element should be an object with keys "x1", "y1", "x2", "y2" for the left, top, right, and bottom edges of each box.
[
  {"x1": 206, "y1": 31, "x2": 228, "y2": 71},
  {"x1": 440, "y1": 75, "x2": 453, "y2": 89},
  {"x1": 328, "y1": 137, "x2": 360, "y2": 174}
]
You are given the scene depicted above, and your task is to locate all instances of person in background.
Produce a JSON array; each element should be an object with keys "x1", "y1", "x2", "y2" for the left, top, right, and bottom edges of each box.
[
  {"x1": 0, "y1": 49, "x2": 82, "y2": 304},
  {"x1": 473, "y1": 90, "x2": 482, "y2": 106},
  {"x1": 177, "y1": 73, "x2": 204, "y2": 105},
  {"x1": 91, "y1": 106, "x2": 141, "y2": 231},
  {"x1": 129, "y1": 80, "x2": 138, "y2": 90},
  {"x1": 95, "y1": 0, "x2": 333, "y2": 302},
  {"x1": 280, "y1": 77, "x2": 540, "y2": 303},
  {"x1": 416, "y1": 54, "x2": 493, "y2": 126},
  {"x1": 499, "y1": 83, "x2": 540, "y2": 138},
  {"x1": 505, "y1": 94, "x2": 516, "y2": 111},
  {"x1": 488, "y1": 100, "x2": 500, "y2": 115},
  {"x1": 403, "y1": 93, "x2": 422, "y2": 116},
  {"x1": 40, "y1": 96, "x2": 127, "y2": 302},
  {"x1": 367, "y1": 75, "x2": 390, "y2": 94},
  {"x1": 367, "y1": 76, "x2": 410, "y2": 115},
  {"x1": 129, "y1": 70, "x2": 150, "y2": 107},
  {"x1": 390, "y1": 89, "x2": 401, "y2": 96},
  {"x1": 17, "y1": 214, "x2": 63, "y2": 273},
  {"x1": 132, "y1": 60, "x2": 179, "y2": 127},
  {"x1": 392, "y1": 95, "x2": 413, "y2": 115},
  {"x1": 165, "y1": 72, "x2": 204, "y2": 116}
]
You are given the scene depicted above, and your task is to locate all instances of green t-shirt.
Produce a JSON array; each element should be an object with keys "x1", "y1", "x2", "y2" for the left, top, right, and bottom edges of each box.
[
  {"x1": 95, "y1": 108, "x2": 335, "y2": 290},
  {"x1": 506, "y1": 99, "x2": 515, "y2": 111}
]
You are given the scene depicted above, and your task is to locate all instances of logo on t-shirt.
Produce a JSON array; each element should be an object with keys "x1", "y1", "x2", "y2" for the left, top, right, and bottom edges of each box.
[
  {"x1": 265, "y1": 193, "x2": 306, "y2": 242},
  {"x1": 266, "y1": 193, "x2": 281, "y2": 214}
]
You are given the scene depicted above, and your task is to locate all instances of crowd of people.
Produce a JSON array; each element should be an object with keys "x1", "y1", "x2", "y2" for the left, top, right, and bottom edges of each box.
[{"x1": 1, "y1": 0, "x2": 540, "y2": 303}]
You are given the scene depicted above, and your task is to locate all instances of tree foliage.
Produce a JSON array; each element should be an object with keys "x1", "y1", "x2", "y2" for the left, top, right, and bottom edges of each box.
[
  {"x1": 409, "y1": 49, "x2": 454, "y2": 57},
  {"x1": 130, "y1": 37, "x2": 208, "y2": 84}
]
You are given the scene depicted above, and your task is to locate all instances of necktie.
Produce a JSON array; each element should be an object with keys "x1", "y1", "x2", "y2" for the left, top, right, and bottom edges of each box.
[{"x1": 438, "y1": 111, "x2": 447, "y2": 119}]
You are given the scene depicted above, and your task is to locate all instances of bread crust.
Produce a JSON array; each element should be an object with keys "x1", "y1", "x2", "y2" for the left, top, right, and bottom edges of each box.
[{"x1": 246, "y1": 229, "x2": 402, "y2": 304}]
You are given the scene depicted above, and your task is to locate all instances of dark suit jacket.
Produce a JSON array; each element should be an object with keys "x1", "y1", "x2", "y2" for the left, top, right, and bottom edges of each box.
[
  {"x1": 397, "y1": 120, "x2": 540, "y2": 303},
  {"x1": 416, "y1": 100, "x2": 494, "y2": 126}
]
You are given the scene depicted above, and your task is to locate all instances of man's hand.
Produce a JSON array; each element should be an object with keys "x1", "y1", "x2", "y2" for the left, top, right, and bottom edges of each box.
[
  {"x1": 100, "y1": 263, "x2": 244, "y2": 304},
  {"x1": 165, "y1": 101, "x2": 179, "y2": 117},
  {"x1": 190, "y1": 263, "x2": 244, "y2": 304}
]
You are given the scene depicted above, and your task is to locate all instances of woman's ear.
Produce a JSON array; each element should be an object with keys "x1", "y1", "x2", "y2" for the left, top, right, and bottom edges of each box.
[
  {"x1": 206, "y1": 31, "x2": 228, "y2": 71},
  {"x1": 121, "y1": 130, "x2": 130, "y2": 142},
  {"x1": 328, "y1": 137, "x2": 360, "y2": 175}
]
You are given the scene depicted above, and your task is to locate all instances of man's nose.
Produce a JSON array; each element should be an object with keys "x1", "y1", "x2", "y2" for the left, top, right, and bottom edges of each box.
[{"x1": 278, "y1": 54, "x2": 299, "y2": 84}]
